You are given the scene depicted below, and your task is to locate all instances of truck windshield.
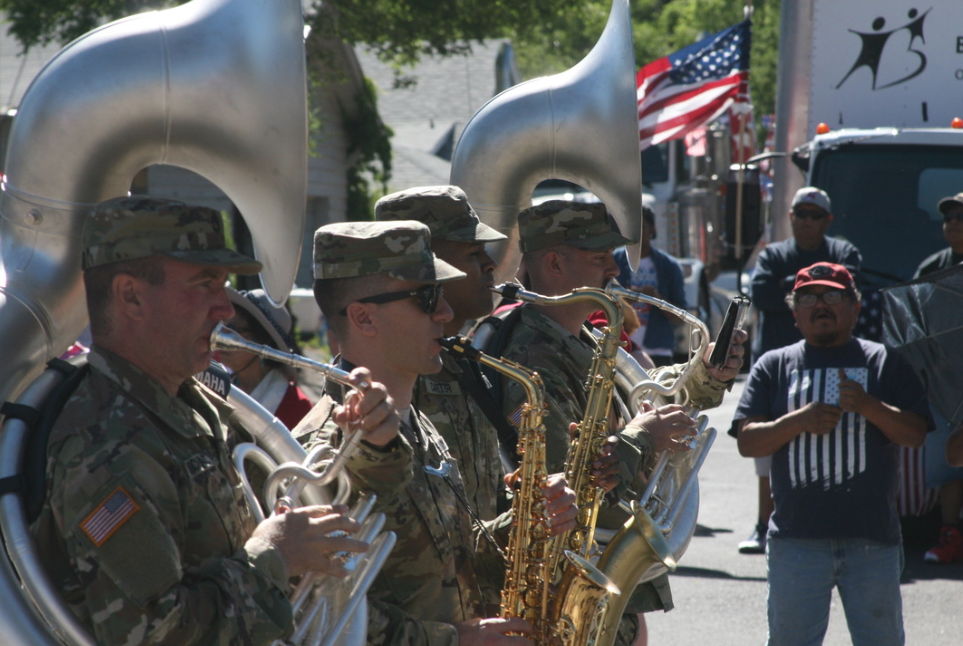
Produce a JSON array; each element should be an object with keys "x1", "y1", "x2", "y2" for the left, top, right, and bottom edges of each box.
[{"x1": 811, "y1": 144, "x2": 963, "y2": 290}]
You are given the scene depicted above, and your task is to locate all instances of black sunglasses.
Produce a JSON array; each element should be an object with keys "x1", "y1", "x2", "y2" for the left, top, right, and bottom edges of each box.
[
  {"x1": 943, "y1": 212, "x2": 963, "y2": 223},
  {"x1": 340, "y1": 284, "x2": 444, "y2": 316},
  {"x1": 792, "y1": 209, "x2": 828, "y2": 221}
]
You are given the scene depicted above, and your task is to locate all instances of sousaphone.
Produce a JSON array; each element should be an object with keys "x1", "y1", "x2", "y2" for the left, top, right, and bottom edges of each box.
[
  {"x1": 0, "y1": 0, "x2": 307, "y2": 643},
  {"x1": 449, "y1": 0, "x2": 643, "y2": 283}
]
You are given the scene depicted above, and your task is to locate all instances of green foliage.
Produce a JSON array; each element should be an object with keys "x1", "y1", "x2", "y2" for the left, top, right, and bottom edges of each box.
[
  {"x1": 2, "y1": 0, "x2": 781, "y2": 144},
  {"x1": 341, "y1": 76, "x2": 393, "y2": 222},
  {"x1": 509, "y1": 0, "x2": 781, "y2": 118},
  {"x1": 0, "y1": 0, "x2": 165, "y2": 51}
]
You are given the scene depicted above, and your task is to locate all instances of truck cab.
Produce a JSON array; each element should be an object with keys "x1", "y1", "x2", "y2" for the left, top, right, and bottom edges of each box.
[{"x1": 797, "y1": 128, "x2": 963, "y2": 290}]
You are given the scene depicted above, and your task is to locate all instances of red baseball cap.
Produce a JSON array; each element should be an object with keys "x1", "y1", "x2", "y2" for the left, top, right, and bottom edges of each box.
[{"x1": 793, "y1": 262, "x2": 855, "y2": 292}]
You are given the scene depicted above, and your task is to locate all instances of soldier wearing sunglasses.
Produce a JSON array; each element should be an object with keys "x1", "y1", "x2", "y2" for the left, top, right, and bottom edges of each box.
[
  {"x1": 739, "y1": 186, "x2": 863, "y2": 556},
  {"x1": 300, "y1": 220, "x2": 578, "y2": 646}
]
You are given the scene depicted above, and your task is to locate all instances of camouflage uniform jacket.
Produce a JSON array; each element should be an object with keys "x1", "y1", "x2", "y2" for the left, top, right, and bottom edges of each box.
[
  {"x1": 297, "y1": 373, "x2": 497, "y2": 646},
  {"x1": 414, "y1": 350, "x2": 513, "y2": 610},
  {"x1": 30, "y1": 346, "x2": 292, "y2": 646},
  {"x1": 414, "y1": 350, "x2": 505, "y2": 519},
  {"x1": 497, "y1": 304, "x2": 729, "y2": 481}
]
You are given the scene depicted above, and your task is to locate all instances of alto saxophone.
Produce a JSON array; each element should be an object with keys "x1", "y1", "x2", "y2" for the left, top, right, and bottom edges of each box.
[
  {"x1": 487, "y1": 283, "x2": 625, "y2": 570},
  {"x1": 440, "y1": 336, "x2": 618, "y2": 646}
]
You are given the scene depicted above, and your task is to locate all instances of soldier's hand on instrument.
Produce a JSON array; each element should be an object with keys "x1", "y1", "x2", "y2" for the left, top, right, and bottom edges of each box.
[
  {"x1": 703, "y1": 328, "x2": 748, "y2": 382},
  {"x1": 455, "y1": 617, "x2": 533, "y2": 646},
  {"x1": 836, "y1": 368, "x2": 869, "y2": 414},
  {"x1": 585, "y1": 432, "x2": 621, "y2": 492},
  {"x1": 633, "y1": 402, "x2": 697, "y2": 452},
  {"x1": 334, "y1": 368, "x2": 399, "y2": 447},
  {"x1": 542, "y1": 473, "x2": 579, "y2": 536},
  {"x1": 250, "y1": 504, "x2": 368, "y2": 578}
]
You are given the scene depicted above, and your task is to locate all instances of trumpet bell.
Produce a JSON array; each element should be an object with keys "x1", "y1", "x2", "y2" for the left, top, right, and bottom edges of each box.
[{"x1": 450, "y1": 0, "x2": 643, "y2": 284}]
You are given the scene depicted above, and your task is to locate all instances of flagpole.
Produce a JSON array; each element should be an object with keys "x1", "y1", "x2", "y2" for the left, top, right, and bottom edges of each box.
[{"x1": 734, "y1": 0, "x2": 753, "y2": 295}]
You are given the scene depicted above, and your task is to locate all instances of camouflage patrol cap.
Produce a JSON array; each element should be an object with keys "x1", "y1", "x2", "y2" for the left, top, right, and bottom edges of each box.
[
  {"x1": 313, "y1": 220, "x2": 466, "y2": 283},
  {"x1": 82, "y1": 196, "x2": 262, "y2": 274},
  {"x1": 374, "y1": 185, "x2": 507, "y2": 243},
  {"x1": 517, "y1": 200, "x2": 634, "y2": 253}
]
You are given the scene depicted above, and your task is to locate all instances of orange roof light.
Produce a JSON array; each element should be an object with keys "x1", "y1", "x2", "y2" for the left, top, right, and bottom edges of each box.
[
  {"x1": 952, "y1": 117, "x2": 963, "y2": 129},
  {"x1": 816, "y1": 123, "x2": 831, "y2": 135}
]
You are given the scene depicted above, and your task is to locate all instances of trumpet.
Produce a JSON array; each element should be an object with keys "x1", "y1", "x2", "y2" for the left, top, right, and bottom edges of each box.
[
  {"x1": 212, "y1": 322, "x2": 369, "y2": 505},
  {"x1": 210, "y1": 323, "x2": 396, "y2": 646}
]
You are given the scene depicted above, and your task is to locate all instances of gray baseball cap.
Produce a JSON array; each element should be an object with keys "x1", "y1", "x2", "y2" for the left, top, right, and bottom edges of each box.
[
  {"x1": 938, "y1": 192, "x2": 963, "y2": 215},
  {"x1": 791, "y1": 187, "x2": 832, "y2": 214}
]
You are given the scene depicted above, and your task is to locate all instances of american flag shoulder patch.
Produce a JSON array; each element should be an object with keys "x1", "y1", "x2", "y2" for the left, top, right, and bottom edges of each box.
[
  {"x1": 81, "y1": 486, "x2": 140, "y2": 547},
  {"x1": 508, "y1": 404, "x2": 524, "y2": 428}
]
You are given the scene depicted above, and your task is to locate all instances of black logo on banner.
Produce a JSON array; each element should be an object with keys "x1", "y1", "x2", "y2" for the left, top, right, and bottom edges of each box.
[{"x1": 836, "y1": 7, "x2": 931, "y2": 90}]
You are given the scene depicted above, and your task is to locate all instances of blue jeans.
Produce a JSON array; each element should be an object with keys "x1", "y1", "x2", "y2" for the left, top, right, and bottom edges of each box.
[{"x1": 766, "y1": 537, "x2": 905, "y2": 646}]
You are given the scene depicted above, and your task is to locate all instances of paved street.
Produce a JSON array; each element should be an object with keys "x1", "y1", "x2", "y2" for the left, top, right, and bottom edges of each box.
[{"x1": 646, "y1": 376, "x2": 963, "y2": 646}]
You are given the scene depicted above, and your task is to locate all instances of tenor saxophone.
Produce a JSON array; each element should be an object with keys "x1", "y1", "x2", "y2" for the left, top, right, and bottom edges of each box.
[{"x1": 440, "y1": 336, "x2": 618, "y2": 646}]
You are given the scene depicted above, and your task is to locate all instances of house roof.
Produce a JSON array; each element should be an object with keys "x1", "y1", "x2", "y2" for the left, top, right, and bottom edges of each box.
[{"x1": 355, "y1": 39, "x2": 518, "y2": 192}]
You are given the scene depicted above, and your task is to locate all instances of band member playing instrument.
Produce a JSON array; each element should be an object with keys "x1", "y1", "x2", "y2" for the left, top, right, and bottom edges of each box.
[
  {"x1": 30, "y1": 197, "x2": 398, "y2": 646},
  {"x1": 375, "y1": 186, "x2": 509, "y2": 522},
  {"x1": 301, "y1": 220, "x2": 578, "y2": 646},
  {"x1": 375, "y1": 186, "x2": 627, "y2": 613},
  {"x1": 489, "y1": 200, "x2": 746, "y2": 645}
]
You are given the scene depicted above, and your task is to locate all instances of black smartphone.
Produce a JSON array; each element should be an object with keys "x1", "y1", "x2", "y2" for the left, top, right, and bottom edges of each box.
[{"x1": 709, "y1": 295, "x2": 751, "y2": 370}]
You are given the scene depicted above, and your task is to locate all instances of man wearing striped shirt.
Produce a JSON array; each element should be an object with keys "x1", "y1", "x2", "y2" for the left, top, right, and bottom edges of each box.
[{"x1": 734, "y1": 261, "x2": 929, "y2": 646}]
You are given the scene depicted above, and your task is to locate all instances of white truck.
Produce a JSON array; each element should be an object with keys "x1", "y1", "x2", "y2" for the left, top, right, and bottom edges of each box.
[{"x1": 769, "y1": 0, "x2": 963, "y2": 291}]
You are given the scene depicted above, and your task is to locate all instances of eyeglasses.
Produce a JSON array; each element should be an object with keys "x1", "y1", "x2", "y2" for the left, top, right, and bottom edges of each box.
[
  {"x1": 340, "y1": 284, "x2": 444, "y2": 316},
  {"x1": 792, "y1": 209, "x2": 829, "y2": 221},
  {"x1": 943, "y1": 211, "x2": 963, "y2": 223},
  {"x1": 794, "y1": 290, "x2": 847, "y2": 308}
]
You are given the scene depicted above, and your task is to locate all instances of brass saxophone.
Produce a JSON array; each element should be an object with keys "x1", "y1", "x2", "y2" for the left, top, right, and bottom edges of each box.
[
  {"x1": 440, "y1": 336, "x2": 618, "y2": 646},
  {"x1": 487, "y1": 283, "x2": 625, "y2": 570}
]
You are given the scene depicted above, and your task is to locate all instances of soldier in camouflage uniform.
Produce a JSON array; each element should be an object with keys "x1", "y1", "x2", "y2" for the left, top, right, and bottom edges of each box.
[
  {"x1": 30, "y1": 197, "x2": 400, "y2": 646},
  {"x1": 374, "y1": 186, "x2": 507, "y2": 520},
  {"x1": 301, "y1": 220, "x2": 578, "y2": 646},
  {"x1": 490, "y1": 200, "x2": 747, "y2": 646},
  {"x1": 375, "y1": 186, "x2": 519, "y2": 612}
]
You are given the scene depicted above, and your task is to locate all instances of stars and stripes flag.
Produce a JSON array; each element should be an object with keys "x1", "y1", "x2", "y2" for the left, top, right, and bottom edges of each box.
[{"x1": 637, "y1": 20, "x2": 752, "y2": 150}]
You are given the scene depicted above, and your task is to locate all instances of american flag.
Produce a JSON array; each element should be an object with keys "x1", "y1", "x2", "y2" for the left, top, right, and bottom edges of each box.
[
  {"x1": 638, "y1": 20, "x2": 752, "y2": 150},
  {"x1": 81, "y1": 487, "x2": 140, "y2": 546}
]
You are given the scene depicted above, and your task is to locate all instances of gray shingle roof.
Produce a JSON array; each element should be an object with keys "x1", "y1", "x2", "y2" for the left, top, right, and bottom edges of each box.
[{"x1": 355, "y1": 40, "x2": 515, "y2": 192}]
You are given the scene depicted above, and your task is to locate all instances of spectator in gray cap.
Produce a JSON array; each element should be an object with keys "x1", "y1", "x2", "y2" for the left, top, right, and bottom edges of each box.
[
  {"x1": 741, "y1": 186, "x2": 862, "y2": 555},
  {"x1": 32, "y1": 196, "x2": 389, "y2": 645}
]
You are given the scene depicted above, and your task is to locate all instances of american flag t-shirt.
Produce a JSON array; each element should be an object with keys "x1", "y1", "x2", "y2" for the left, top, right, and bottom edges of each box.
[{"x1": 785, "y1": 367, "x2": 869, "y2": 491}]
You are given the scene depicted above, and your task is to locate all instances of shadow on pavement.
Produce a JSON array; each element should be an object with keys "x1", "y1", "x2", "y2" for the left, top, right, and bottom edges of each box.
[{"x1": 672, "y1": 565, "x2": 767, "y2": 582}]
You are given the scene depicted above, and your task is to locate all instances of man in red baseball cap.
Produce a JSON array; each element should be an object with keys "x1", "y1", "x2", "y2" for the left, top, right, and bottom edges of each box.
[{"x1": 731, "y1": 261, "x2": 930, "y2": 646}]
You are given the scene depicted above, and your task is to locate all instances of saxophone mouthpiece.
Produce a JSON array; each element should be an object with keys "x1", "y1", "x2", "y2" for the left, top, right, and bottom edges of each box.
[
  {"x1": 438, "y1": 336, "x2": 481, "y2": 361},
  {"x1": 491, "y1": 282, "x2": 524, "y2": 301}
]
